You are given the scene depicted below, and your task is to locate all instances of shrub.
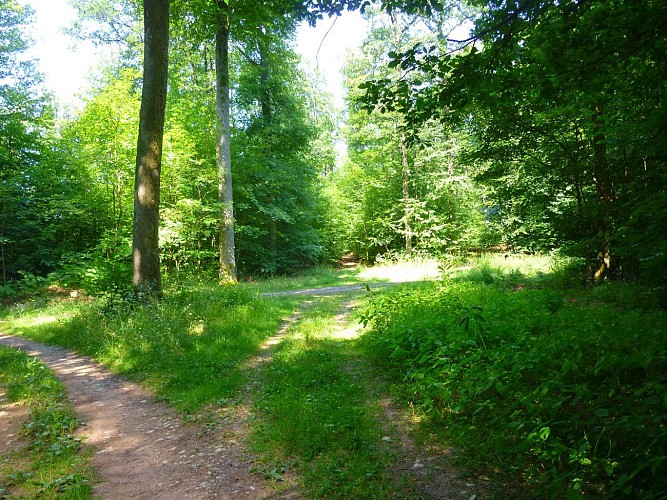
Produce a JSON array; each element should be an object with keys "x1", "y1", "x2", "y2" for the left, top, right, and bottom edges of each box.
[{"x1": 360, "y1": 279, "x2": 667, "y2": 497}]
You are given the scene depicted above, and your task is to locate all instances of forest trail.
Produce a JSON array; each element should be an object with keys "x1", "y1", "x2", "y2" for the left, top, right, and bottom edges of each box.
[
  {"x1": 0, "y1": 284, "x2": 479, "y2": 499},
  {"x1": 0, "y1": 333, "x2": 274, "y2": 499}
]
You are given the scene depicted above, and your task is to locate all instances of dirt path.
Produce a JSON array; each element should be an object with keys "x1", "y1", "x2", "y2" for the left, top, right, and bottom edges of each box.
[
  {"x1": 0, "y1": 283, "x2": 482, "y2": 499},
  {"x1": 0, "y1": 333, "x2": 275, "y2": 499},
  {"x1": 0, "y1": 387, "x2": 29, "y2": 458}
]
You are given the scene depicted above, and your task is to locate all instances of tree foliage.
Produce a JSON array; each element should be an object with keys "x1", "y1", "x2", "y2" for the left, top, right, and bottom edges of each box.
[
  {"x1": 361, "y1": 0, "x2": 667, "y2": 282},
  {"x1": 4, "y1": 0, "x2": 665, "y2": 292},
  {"x1": 328, "y1": 7, "x2": 487, "y2": 262},
  {"x1": 0, "y1": 1, "x2": 97, "y2": 288}
]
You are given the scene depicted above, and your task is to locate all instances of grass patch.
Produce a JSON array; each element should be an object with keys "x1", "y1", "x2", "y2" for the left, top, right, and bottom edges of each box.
[
  {"x1": 358, "y1": 256, "x2": 442, "y2": 283},
  {"x1": 1, "y1": 281, "x2": 301, "y2": 412},
  {"x1": 360, "y1": 256, "x2": 667, "y2": 498},
  {"x1": 245, "y1": 266, "x2": 363, "y2": 293},
  {"x1": 0, "y1": 346, "x2": 93, "y2": 498},
  {"x1": 250, "y1": 294, "x2": 419, "y2": 497},
  {"x1": 244, "y1": 257, "x2": 442, "y2": 294}
]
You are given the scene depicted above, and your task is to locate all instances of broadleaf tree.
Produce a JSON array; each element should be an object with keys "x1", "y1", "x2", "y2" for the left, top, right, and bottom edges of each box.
[{"x1": 132, "y1": 0, "x2": 169, "y2": 297}]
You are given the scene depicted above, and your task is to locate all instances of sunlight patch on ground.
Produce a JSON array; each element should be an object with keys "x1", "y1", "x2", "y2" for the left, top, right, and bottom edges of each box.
[
  {"x1": 329, "y1": 298, "x2": 364, "y2": 340},
  {"x1": 330, "y1": 322, "x2": 363, "y2": 340},
  {"x1": 12, "y1": 315, "x2": 60, "y2": 329},
  {"x1": 357, "y1": 258, "x2": 441, "y2": 283}
]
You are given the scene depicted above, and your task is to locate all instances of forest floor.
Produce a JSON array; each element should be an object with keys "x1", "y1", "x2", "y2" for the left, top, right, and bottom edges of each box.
[{"x1": 0, "y1": 283, "x2": 482, "y2": 499}]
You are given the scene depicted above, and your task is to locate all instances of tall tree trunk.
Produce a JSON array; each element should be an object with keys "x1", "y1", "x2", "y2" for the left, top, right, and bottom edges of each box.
[
  {"x1": 391, "y1": 13, "x2": 413, "y2": 257},
  {"x1": 591, "y1": 104, "x2": 613, "y2": 283},
  {"x1": 400, "y1": 129, "x2": 412, "y2": 256},
  {"x1": 259, "y1": 37, "x2": 278, "y2": 272},
  {"x1": 215, "y1": 2, "x2": 237, "y2": 282},
  {"x1": 1, "y1": 234, "x2": 6, "y2": 286},
  {"x1": 132, "y1": 0, "x2": 169, "y2": 298}
]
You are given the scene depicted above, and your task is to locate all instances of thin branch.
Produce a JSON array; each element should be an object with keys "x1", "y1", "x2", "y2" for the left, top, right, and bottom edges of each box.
[{"x1": 315, "y1": 15, "x2": 338, "y2": 70}]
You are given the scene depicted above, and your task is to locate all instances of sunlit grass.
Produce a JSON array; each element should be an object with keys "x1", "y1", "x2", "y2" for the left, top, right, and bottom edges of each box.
[
  {"x1": 250, "y1": 293, "x2": 419, "y2": 497},
  {"x1": 246, "y1": 266, "x2": 362, "y2": 293},
  {"x1": 358, "y1": 256, "x2": 442, "y2": 282},
  {"x1": 0, "y1": 284, "x2": 303, "y2": 412}
]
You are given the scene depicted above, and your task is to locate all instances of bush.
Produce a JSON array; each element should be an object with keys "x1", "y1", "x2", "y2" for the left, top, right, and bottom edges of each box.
[
  {"x1": 49, "y1": 232, "x2": 133, "y2": 297},
  {"x1": 360, "y1": 278, "x2": 667, "y2": 498}
]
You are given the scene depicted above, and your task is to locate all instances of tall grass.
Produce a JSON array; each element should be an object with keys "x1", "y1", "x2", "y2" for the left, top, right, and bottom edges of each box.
[{"x1": 1, "y1": 282, "x2": 301, "y2": 411}]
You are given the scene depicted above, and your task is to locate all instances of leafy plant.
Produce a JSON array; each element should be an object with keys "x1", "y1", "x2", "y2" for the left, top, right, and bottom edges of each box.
[
  {"x1": 0, "y1": 347, "x2": 92, "y2": 498},
  {"x1": 360, "y1": 257, "x2": 667, "y2": 497},
  {"x1": 458, "y1": 304, "x2": 486, "y2": 349}
]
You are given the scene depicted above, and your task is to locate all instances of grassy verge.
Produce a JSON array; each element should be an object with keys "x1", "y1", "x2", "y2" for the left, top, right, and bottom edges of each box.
[
  {"x1": 244, "y1": 265, "x2": 364, "y2": 293},
  {"x1": 0, "y1": 346, "x2": 93, "y2": 498},
  {"x1": 360, "y1": 257, "x2": 667, "y2": 498},
  {"x1": 243, "y1": 257, "x2": 441, "y2": 294},
  {"x1": 0, "y1": 282, "x2": 301, "y2": 412},
  {"x1": 0, "y1": 259, "x2": 440, "y2": 411},
  {"x1": 250, "y1": 293, "x2": 419, "y2": 497}
]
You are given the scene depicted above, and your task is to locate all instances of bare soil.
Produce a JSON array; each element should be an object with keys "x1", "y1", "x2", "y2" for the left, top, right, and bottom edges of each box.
[
  {"x1": 0, "y1": 333, "x2": 275, "y2": 499},
  {"x1": 0, "y1": 388, "x2": 29, "y2": 458}
]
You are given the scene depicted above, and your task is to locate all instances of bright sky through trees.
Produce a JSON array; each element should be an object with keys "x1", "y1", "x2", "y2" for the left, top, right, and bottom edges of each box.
[
  {"x1": 295, "y1": 10, "x2": 367, "y2": 106},
  {"x1": 19, "y1": 0, "x2": 366, "y2": 108},
  {"x1": 18, "y1": 0, "x2": 99, "y2": 106}
]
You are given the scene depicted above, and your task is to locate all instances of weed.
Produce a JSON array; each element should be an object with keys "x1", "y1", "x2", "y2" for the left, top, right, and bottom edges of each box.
[
  {"x1": 458, "y1": 304, "x2": 487, "y2": 349},
  {"x1": 0, "y1": 346, "x2": 93, "y2": 498}
]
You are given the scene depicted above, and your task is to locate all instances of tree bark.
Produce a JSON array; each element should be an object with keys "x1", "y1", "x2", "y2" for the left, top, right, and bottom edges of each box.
[
  {"x1": 591, "y1": 104, "x2": 613, "y2": 283},
  {"x1": 215, "y1": 2, "x2": 237, "y2": 282},
  {"x1": 400, "y1": 129, "x2": 412, "y2": 256},
  {"x1": 132, "y1": 0, "x2": 169, "y2": 298}
]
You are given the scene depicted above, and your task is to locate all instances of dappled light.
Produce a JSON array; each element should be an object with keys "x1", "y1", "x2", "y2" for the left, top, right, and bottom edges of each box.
[
  {"x1": 2, "y1": 0, "x2": 665, "y2": 496},
  {"x1": 357, "y1": 258, "x2": 442, "y2": 283}
]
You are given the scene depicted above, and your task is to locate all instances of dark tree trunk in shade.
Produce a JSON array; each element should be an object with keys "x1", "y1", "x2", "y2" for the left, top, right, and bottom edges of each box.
[
  {"x1": 591, "y1": 104, "x2": 614, "y2": 283},
  {"x1": 132, "y1": 0, "x2": 169, "y2": 298},
  {"x1": 400, "y1": 129, "x2": 412, "y2": 257}
]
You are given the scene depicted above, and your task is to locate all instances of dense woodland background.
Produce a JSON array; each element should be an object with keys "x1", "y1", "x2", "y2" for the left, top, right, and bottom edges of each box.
[
  {"x1": 1, "y1": 1, "x2": 666, "y2": 497},
  {"x1": 2, "y1": 0, "x2": 664, "y2": 296},
  {"x1": 0, "y1": 0, "x2": 667, "y2": 293}
]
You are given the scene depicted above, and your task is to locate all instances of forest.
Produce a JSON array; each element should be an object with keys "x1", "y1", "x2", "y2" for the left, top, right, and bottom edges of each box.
[
  {"x1": 1, "y1": 0, "x2": 666, "y2": 498},
  {"x1": 1, "y1": 0, "x2": 664, "y2": 294}
]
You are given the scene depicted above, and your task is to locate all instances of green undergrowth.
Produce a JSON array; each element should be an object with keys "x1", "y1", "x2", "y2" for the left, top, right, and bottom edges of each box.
[
  {"x1": 0, "y1": 346, "x2": 93, "y2": 498},
  {"x1": 0, "y1": 282, "x2": 301, "y2": 411},
  {"x1": 250, "y1": 294, "x2": 418, "y2": 497},
  {"x1": 360, "y1": 260, "x2": 667, "y2": 498}
]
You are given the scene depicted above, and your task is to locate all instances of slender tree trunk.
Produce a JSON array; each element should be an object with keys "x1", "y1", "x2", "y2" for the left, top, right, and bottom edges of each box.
[
  {"x1": 591, "y1": 104, "x2": 613, "y2": 283},
  {"x1": 391, "y1": 13, "x2": 413, "y2": 257},
  {"x1": 258, "y1": 37, "x2": 278, "y2": 271},
  {"x1": 1, "y1": 236, "x2": 6, "y2": 285},
  {"x1": 400, "y1": 129, "x2": 412, "y2": 256},
  {"x1": 132, "y1": 0, "x2": 169, "y2": 298},
  {"x1": 215, "y1": 2, "x2": 237, "y2": 282}
]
